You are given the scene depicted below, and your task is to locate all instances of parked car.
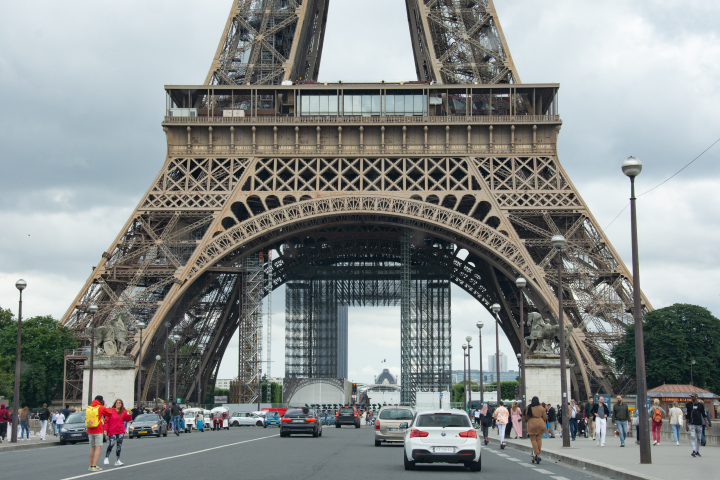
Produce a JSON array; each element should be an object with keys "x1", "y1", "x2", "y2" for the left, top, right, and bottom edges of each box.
[
  {"x1": 403, "y1": 409, "x2": 481, "y2": 471},
  {"x1": 335, "y1": 405, "x2": 360, "y2": 428},
  {"x1": 229, "y1": 412, "x2": 264, "y2": 427},
  {"x1": 280, "y1": 408, "x2": 322, "y2": 437},
  {"x1": 375, "y1": 406, "x2": 414, "y2": 446},
  {"x1": 59, "y1": 412, "x2": 92, "y2": 445},
  {"x1": 129, "y1": 413, "x2": 168, "y2": 438},
  {"x1": 263, "y1": 411, "x2": 281, "y2": 428}
]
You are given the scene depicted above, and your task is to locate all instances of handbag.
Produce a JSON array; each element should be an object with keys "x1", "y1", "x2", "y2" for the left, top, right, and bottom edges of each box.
[{"x1": 632, "y1": 415, "x2": 639, "y2": 426}]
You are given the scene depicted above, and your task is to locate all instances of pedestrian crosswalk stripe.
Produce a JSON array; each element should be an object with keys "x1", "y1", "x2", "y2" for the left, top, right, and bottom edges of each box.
[{"x1": 535, "y1": 468, "x2": 554, "y2": 474}]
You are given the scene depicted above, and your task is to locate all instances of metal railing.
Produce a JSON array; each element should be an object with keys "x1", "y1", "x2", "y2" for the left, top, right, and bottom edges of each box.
[{"x1": 164, "y1": 114, "x2": 561, "y2": 125}]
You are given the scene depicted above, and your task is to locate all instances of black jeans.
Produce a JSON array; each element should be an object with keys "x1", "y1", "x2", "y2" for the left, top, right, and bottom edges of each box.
[{"x1": 0, "y1": 422, "x2": 7, "y2": 439}]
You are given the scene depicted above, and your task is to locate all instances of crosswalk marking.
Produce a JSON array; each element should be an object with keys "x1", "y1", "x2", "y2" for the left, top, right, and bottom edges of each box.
[
  {"x1": 535, "y1": 468, "x2": 554, "y2": 474},
  {"x1": 520, "y1": 463, "x2": 536, "y2": 468},
  {"x1": 551, "y1": 477, "x2": 570, "y2": 480}
]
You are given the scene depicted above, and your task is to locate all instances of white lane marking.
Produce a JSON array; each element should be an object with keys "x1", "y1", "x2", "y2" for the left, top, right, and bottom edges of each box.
[
  {"x1": 506, "y1": 458, "x2": 521, "y2": 462},
  {"x1": 535, "y1": 468, "x2": 554, "y2": 474},
  {"x1": 551, "y1": 477, "x2": 570, "y2": 480},
  {"x1": 520, "y1": 463, "x2": 536, "y2": 467},
  {"x1": 59, "y1": 434, "x2": 277, "y2": 480}
]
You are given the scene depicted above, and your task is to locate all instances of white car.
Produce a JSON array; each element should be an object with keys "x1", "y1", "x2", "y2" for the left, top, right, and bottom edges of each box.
[
  {"x1": 229, "y1": 412, "x2": 264, "y2": 427},
  {"x1": 403, "y1": 409, "x2": 481, "y2": 471}
]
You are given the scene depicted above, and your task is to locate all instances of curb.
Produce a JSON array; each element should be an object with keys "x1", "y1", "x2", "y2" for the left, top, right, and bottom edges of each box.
[
  {"x1": 0, "y1": 440, "x2": 62, "y2": 454},
  {"x1": 487, "y1": 437, "x2": 665, "y2": 480}
]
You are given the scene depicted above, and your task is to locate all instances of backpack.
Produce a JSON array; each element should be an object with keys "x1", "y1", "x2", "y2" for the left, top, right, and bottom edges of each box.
[
  {"x1": 86, "y1": 405, "x2": 101, "y2": 429},
  {"x1": 652, "y1": 407, "x2": 663, "y2": 423}
]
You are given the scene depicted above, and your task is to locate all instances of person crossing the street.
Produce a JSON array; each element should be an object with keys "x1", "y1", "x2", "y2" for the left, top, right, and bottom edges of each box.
[
  {"x1": 591, "y1": 396, "x2": 609, "y2": 447},
  {"x1": 612, "y1": 395, "x2": 630, "y2": 447},
  {"x1": 103, "y1": 399, "x2": 132, "y2": 467},
  {"x1": 524, "y1": 396, "x2": 548, "y2": 465}
]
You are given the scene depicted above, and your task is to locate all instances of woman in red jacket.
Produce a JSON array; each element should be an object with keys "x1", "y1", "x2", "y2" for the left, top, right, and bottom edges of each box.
[{"x1": 103, "y1": 399, "x2": 132, "y2": 467}]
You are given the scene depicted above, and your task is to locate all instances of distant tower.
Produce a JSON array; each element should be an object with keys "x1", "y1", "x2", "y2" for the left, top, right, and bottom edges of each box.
[{"x1": 488, "y1": 352, "x2": 508, "y2": 373}]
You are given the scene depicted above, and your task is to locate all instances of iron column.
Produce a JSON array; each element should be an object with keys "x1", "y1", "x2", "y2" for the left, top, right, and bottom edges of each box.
[
  {"x1": 466, "y1": 336, "x2": 473, "y2": 410},
  {"x1": 155, "y1": 355, "x2": 162, "y2": 409},
  {"x1": 551, "y1": 234, "x2": 570, "y2": 448},
  {"x1": 491, "y1": 303, "x2": 501, "y2": 402},
  {"x1": 516, "y1": 276, "x2": 527, "y2": 437},
  {"x1": 462, "y1": 344, "x2": 468, "y2": 410},
  {"x1": 171, "y1": 335, "x2": 180, "y2": 403},
  {"x1": 622, "y1": 155, "x2": 651, "y2": 464},
  {"x1": 136, "y1": 321, "x2": 146, "y2": 409},
  {"x1": 86, "y1": 304, "x2": 98, "y2": 406},
  {"x1": 164, "y1": 322, "x2": 170, "y2": 401},
  {"x1": 476, "y1": 321, "x2": 484, "y2": 403},
  {"x1": 11, "y1": 279, "x2": 26, "y2": 443}
]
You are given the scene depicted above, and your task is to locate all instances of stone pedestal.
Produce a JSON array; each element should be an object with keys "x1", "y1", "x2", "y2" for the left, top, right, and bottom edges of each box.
[
  {"x1": 524, "y1": 356, "x2": 574, "y2": 409},
  {"x1": 82, "y1": 356, "x2": 135, "y2": 408}
]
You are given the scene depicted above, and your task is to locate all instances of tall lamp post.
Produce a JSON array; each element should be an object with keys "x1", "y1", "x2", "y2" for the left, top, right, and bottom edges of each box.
[
  {"x1": 517, "y1": 352, "x2": 526, "y2": 438},
  {"x1": 462, "y1": 344, "x2": 468, "y2": 410},
  {"x1": 476, "y1": 321, "x2": 484, "y2": 403},
  {"x1": 11, "y1": 279, "x2": 27, "y2": 444},
  {"x1": 86, "y1": 304, "x2": 99, "y2": 405},
  {"x1": 551, "y1": 234, "x2": 570, "y2": 448},
  {"x1": 623, "y1": 155, "x2": 651, "y2": 464},
  {"x1": 136, "y1": 321, "x2": 147, "y2": 409},
  {"x1": 466, "y1": 336, "x2": 473, "y2": 410},
  {"x1": 164, "y1": 322, "x2": 171, "y2": 401},
  {"x1": 516, "y1": 276, "x2": 528, "y2": 437},
  {"x1": 171, "y1": 335, "x2": 181, "y2": 403},
  {"x1": 155, "y1": 355, "x2": 162, "y2": 409},
  {"x1": 491, "y1": 303, "x2": 502, "y2": 402},
  {"x1": 690, "y1": 359, "x2": 695, "y2": 386}
]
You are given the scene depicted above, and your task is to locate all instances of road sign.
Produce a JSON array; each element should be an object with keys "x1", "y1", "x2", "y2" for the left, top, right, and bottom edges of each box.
[
  {"x1": 176, "y1": 398, "x2": 181, "y2": 403},
  {"x1": 440, "y1": 393, "x2": 443, "y2": 397}
]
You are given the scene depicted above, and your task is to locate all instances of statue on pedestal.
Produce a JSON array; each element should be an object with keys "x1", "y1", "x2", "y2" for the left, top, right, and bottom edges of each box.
[
  {"x1": 92, "y1": 312, "x2": 130, "y2": 356},
  {"x1": 524, "y1": 312, "x2": 572, "y2": 355}
]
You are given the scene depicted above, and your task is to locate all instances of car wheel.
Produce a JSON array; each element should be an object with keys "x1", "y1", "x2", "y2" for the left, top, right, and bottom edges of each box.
[
  {"x1": 403, "y1": 452, "x2": 416, "y2": 471},
  {"x1": 319, "y1": 428, "x2": 323, "y2": 437},
  {"x1": 70, "y1": 441, "x2": 77, "y2": 445},
  {"x1": 375, "y1": 439, "x2": 381, "y2": 447},
  {"x1": 313, "y1": 428, "x2": 319, "y2": 438},
  {"x1": 469, "y1": 456, "x2": 481, "y2": 472},
  {"x1": 264, "y1": 424, "x2": 267, "y2": 429},
  {"x1": 355, "y1": 423, "x2": 360, "y2": 428},
  {"x1": 335, "y1": 424, "x2": 341, "y2": 428},
  {"x1": 60, "y1": 440, "x2": 66, "y2": 445}
]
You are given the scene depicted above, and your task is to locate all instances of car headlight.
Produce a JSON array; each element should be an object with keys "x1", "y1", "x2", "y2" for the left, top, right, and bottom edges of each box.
[
  {"x1": 152, "y1": 424, "x2": 158, "y2": 429},
  {"x1": 129, "y1": 426, "x2": 135, "y2": 430},
  {"x1": 60, "y1": 428, "x2": 67, "y2": 433}
]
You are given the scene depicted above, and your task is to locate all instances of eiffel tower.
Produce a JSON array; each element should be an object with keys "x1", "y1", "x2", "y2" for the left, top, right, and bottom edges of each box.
[{"x1": 61, "y1": 0, "x2": 651, "y2": 405}]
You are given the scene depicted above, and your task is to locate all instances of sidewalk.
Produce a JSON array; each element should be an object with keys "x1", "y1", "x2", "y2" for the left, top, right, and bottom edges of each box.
[
  {"x1": 491, "y1": 433, "x2": 717, "y2": 480},
  {"x1": 0, "y1": 433, "x2": 61, "y2": 453}
]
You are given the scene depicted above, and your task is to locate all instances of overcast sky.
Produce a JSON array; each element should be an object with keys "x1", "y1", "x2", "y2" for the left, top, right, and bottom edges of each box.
[{"x1": 1, "y1": 0, "x2": 719, "y2": 384}]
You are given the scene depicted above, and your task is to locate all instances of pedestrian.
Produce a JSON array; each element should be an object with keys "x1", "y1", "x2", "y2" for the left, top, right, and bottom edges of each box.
[
  {"x1": 547, "y1": 404, "x2": 557, "y2": 432},
  {"x1": 510, "y1": 401, "x2": 523, "y2": 438},
  {"x1": 19, "y1": 407, "x2": 30, "y2": 440},
  {"x1": 86, "y1": 395, "x2": 113, "y2": 471},
  {"x1": 557, "y1": 404, "x2": 563, "y2": 436},
  {"x1": 130, "y1": 405, "x2": 140, "y2": 421},
  {"x1": 591, "y1": 396, "x2": 609, "y2": 447},
  {"x1": 473, "y1": 408, "x2": 481, "y2": 427},
  {"x1": 196, "y1": 412, "x2": 204, "y2": 432},
  {"x1": 103, "y1": 399, "x2": 132, "y2": 467},
  {"x1": 55, "y1": 410, "x2": 65, "y2": 436},
  {"x1": 164, "y1": 405, "x2": 172, "y2": 431},
  {"x1": 38, "y1": 403, "x2": 51, "y2": 440},
  {"x1": 494, "y1": 400, "x2": 509, "y2": 449},
  {"x1": 524, "y1": 396, "x2": 548, "y2": 465},
  {"x1": 585, "y1": 398, "x2": 596, "y2": 440},
  {"x1": 61, "y1": 405, "x2": 71, "y2": 422},
  {"x1": 612, "y1": 395, "x2": 630, "y2": 447},
  {"x1": 479, "y1": 402, "x2": 493, "y2": 445},
  {"x1": 686, "y1": 393, "x2": 710, "y2": 457},
  {"x1": 568, "y1": 399, "x2": 578, "y2": 440},
  {"x1": 649, "y1": 399, "x2": 666, "y2": 445},
  {"x1": 0, "y1": 404, "x2": 9, "y2": 443},
  {"x1": 633, "y1": 407, "x2": 640, "y2": 444},
  {"x1": 701, "y1": 400, "x2": 711, "y2": 447},
  {"x1": 171, "y1": 402, "x2": 182, "y2": 436},
  {"x1": 668, "y1": 401, "x2": 684, "y2": 446}
]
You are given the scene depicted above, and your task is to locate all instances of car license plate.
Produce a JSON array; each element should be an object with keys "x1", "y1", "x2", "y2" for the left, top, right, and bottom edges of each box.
[
  {"x1": 71, "y1": 434, "x2": 82, "y2": 437},
  {"x1": 434, "y1": 447, "x2": 454, "y2": 453},
  {"x1": 293, "y1": 419, "x2": 304, "y2": 423},
  {"x1": 388, "y1": 428, "x2": 405, "y2": 432},
  {"x1": 139, "y1": 431, "x2": 148, "y2": 434}
]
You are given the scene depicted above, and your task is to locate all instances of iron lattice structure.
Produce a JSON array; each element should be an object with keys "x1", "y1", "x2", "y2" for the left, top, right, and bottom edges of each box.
[{"x1": 59, "y1": 0, "x2": 652, "y2": 407}]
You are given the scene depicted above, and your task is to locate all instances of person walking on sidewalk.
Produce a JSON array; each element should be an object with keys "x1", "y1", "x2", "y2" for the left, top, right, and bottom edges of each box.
[
  {"x1": 55, "y1": 410, "x2": 65, "y2": 436},
  {"x1": 103, "y1": 399, "x2": 132, "y2": 467},
  {"x1": 585, "y1": 398, "x2": 596, "y2": 441},
  {"x1": 86, "y1": 396, "x2": 113, "y2": 471},
  {"x1": 547, "y1": 404, "x2": 557, "y2": 432},
  {"x1": 686, "y1": 393, "x2": 710, "y2": 457},
  {"x1": 591, "y1": 396, "x2": 609, "y2": 447},
  {"x1": 171, "y1": 402, "x2": 183, "y2": 436},
  {"x1": 524, "y1": 396, "x2": 548, "y2": 465},
  {"x1": 38, "y1": 403, "x2": 51, "y2": 440},
  {"x1": 494, "y1": 401, "x2": 510, "y2": 449},
  {"x1": 479, "y1": 403, "x2": 493, "y2": 445},
  {"x1": 649, "y1": 399, "x2": 666, "y2": 445},
  {"x1": 668, "y1": 401, "x2": 684, "y2": 446},
  {"x1": 701, "y1": 400, "x2": 711, "y2": 447},
  {"x1": 0, "y1": 404, "x2": 9, "y2": 443},
  {"x1": 612, "y1": 395, "x2": 630, "y2": 447},
  {"x1": 19, "y1": 407, "x2": 30, "y2": 440},
  {"x1": 568, "y1": 399, "x2": 578, "y2": 440},
  {"x1": 510, "y1": 402, "x2": 523, "y2": 438}
]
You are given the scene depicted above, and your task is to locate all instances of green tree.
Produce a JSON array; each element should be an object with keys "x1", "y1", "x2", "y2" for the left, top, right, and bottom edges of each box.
[
  {"x1": 612, "y1": 304, "x2": 720, "y2": 394},
  {"x1": 261, "y1": 382, "x2": 282, "y2": 403},
  {"x1": 486, "y1": 381, "x2": 519, "y2": 401},
  {"x1": 0, "y1": 308, "x2": 78, "y2": 407}
]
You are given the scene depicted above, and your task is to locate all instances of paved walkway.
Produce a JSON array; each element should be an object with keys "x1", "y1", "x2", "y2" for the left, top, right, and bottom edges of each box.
[
  {"x1": 0, "y1": 432, "x2": 61, "y2": 453},
  {"x1": 494, "y1": 432, "x2": 717, "y2": 480}
]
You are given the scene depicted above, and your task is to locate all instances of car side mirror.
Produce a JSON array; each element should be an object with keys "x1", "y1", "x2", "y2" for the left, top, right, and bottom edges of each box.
[{"x1": 400, "y1": 422, "x2": 409, "y2": 429}]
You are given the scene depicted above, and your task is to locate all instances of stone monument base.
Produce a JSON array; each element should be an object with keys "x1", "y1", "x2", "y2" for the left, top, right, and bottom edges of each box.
[
  {"x1": 82, "y1": 357, "x2": 135, "y2": 408},
  {"x1": 524, "y1": 356, "x2": 574, "y2": 408}
]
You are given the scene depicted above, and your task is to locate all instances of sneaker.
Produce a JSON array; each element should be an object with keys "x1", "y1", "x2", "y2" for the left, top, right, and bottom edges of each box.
[
  {"x1": 691, "y1": 452, "x2": 696, "y2": 457},
  {"x1": 676, "y1": 442, "x2": 680, "y2": 446},
  {"x1": 620, "y1": 444, "x2": 625, "y2": 447},
  {"x1": 696, "y1": 451, "x2": 701, "y2": 457},
  {"x1": 535, "y1": 455, "x2": 542, "y2": 465},
  {"x1": 657, "y1": 442, "x2": 660, "y2": 445},
  {"x1": 103, "y1": 458, "x2": 109, "y2": 465},
  {"x1": 115, "y1": 460, "x2": 123, "y2": 466},
  {"x1": 602, "y1": 444, "x2": 605, "y2": 447}
]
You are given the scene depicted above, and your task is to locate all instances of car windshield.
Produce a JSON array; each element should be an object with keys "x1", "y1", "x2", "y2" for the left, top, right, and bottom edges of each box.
[
  {"x1": 66, "y1": 413, "x2": 85, "y2": 424},
  {"x1": 339, "y1": 408, "x2": 354, "y2": 414},
  {"x1": 285, "y1": 408, "x2": 311, "y2": 416},
  {"x1": 379, "y1": 409, "x2": 413, "y2": 420},
  {"x1": 134, "y1": 415, "x2": 159, "y2": 422},
  {"x1": 416, "y1": 414, "x2": 471, "y2": 428}
]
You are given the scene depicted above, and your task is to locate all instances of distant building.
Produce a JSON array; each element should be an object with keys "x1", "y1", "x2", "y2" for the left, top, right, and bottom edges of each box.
[
  {"x1": 487, "y1": 352, "x2": 508, "y2": 373},
  {"x1": 451, "y1": 370, "x2": 518, "y2": 385},
  {"x1": 215, "y1": 379, "x2": 233, "y2": 389},
  {"x1": 375, "y1": 368, "x2": 397, "y2": 385}
]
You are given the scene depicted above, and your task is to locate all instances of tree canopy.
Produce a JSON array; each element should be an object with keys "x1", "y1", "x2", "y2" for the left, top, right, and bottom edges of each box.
[
  {"x1": 612, "y1": 303, "x2": 720, "y2": 394},
  {"x1": 0, "y1": 307, "x2": 78, "y2": 407}
]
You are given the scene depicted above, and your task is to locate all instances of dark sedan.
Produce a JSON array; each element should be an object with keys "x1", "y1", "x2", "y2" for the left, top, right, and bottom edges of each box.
[
  {"x1": 59, "y1": 412, "x2": 91, "y2": 445},
  {"x1": 128, "y1": 414, "x2": 168, "y2": 438},
  {"x1": 280, "y1": 408, "x2": 323, "y2": 437}
]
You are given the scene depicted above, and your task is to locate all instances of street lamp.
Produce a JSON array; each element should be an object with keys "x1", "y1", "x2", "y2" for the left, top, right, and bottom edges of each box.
[
  {"x1": 551, "y1": 233, "x2": 570, "y2": 448},
  {"x1": 164, "y1": 322, "x2": 171, "y2": 402},
  {"x1": 87, "y1": 304, "x2": 99, "y2": 406},
  {"x1": 691, "y1": 359, "x2": 696, "y2": 386},
  {"x1": 171, "y1": 334, "x2": 181, "y2": 403},
  {"x1": 517, "y1": 352, "x2": 526, "y2": 438},
  {"x1": 462, "y1": 344, "x2": 468, "y2": 410},
  {"x1": 136, "y1": 321, "x2": 147, "y2": 409},
  {"x1": 11, "y1": 279, "x2": 27, "y2": 444},
  {"x1": 516, "y1": 276, "x2": 527, "y2": 410},
  {"x1": 155, "y1": 355, "x2": 162, "y2": 409},
  {"x1": 491, "y1": 303, "x2": 501, "y2": 402},
  {"x1": 476, "y1": 321, "x2": 484, "y2": 403},
  {"x1": 466, "y1": 335, "x2": 473, "y2": 410},
  {"x1": 623, "y1": 155, "x2": 651, "y2": 464}
]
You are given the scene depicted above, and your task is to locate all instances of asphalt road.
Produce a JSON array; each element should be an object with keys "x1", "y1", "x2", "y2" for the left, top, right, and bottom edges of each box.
[{"x1": 0, "y1": 425, "x2": 605, "y2": 480}]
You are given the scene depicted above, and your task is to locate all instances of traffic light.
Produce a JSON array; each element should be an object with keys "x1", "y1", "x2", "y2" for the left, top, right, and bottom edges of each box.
[
  {"x1": 352, "y1": 383, "x2": 357, "y2": 395},
  {"x1": 514, "y1": 385, "x2": 519, "y2": 398}
]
